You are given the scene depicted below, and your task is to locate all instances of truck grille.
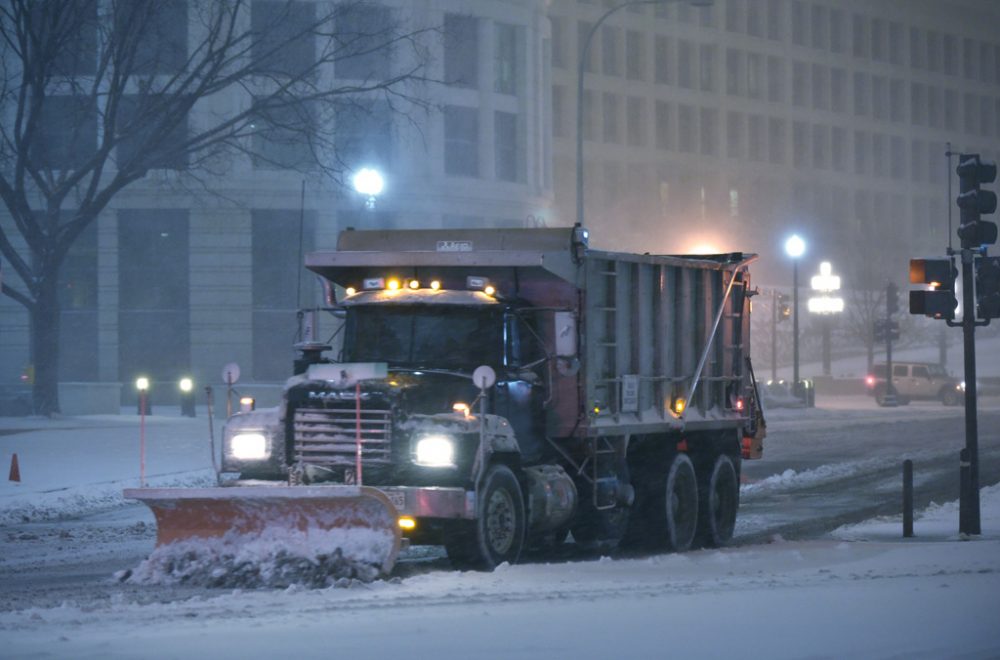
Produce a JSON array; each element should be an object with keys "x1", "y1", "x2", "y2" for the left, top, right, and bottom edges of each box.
[{"x1": 292, "y1": 404, "x2": 393, "y2": 467}]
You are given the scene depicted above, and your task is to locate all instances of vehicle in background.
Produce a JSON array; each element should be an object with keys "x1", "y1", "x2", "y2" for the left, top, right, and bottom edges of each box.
[{"x1": 865, "y1": 361, "x2": 963, "y2": 406}]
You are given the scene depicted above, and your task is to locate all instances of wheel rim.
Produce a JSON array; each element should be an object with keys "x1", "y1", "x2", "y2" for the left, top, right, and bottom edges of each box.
[{"x1": 485, "y1": 488, "x2": 516, "y2": 555}]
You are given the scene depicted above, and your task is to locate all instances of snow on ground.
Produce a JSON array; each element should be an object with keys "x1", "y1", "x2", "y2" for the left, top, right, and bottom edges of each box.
[{"x1": 1, "y1": 395, "x2": 999, "y2": 658}]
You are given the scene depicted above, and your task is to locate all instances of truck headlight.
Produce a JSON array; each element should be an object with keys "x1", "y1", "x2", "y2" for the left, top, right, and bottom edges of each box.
[
  {"x1": 230, "y1": 432, "x2": 269, "y2": 460},
  {"x1": 414, "y1": 434, "x2": 456, "y2": 467}
]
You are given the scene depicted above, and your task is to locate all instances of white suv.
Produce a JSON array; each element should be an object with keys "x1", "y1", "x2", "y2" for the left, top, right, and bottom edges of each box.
[{"x1": 865, "y1": 362, "x2": 963, "y2": 406}]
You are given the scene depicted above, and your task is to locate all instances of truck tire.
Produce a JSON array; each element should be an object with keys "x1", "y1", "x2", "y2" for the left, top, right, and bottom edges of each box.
[
  {"x1": 697, "y1": 455, "x2": 738, "y2": 548},
  {"x1": 445, "y1": 464, "x2": 526, "y2": 570},
  {"x1": 653, "y1": 453, "x2": 699, "y2": 552}
]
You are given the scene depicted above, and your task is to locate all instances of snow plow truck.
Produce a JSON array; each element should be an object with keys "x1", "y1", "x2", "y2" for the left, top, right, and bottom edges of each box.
[{"x1": 127, "y1": 226, "x2": 765, "y2": 575}]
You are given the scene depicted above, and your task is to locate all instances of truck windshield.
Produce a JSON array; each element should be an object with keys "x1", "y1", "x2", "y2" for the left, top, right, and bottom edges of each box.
[{"x1": 342, "y1": 305, "x2": 503, "y2": 369}]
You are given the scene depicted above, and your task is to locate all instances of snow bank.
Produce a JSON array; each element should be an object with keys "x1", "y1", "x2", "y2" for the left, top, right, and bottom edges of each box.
[{"x1": 126, "y1": 525, "x2": 394, "y2": 588}]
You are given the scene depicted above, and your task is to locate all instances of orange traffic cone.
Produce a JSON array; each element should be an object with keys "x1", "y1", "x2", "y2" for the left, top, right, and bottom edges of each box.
[{"x1": 8, "y1": 453, "x2": 20, "y2": 482}]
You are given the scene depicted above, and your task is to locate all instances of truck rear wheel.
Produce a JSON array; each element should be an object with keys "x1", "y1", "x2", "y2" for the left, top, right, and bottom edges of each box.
[
  {"x1": 662, "y1": 453, "x2": 699, "y2": 552},
  {"x1": 445, "y1": 464, "x2": 525, "y2": 570},
  {"x1": 697, "y1": 455, "x2": 738, "y2": 547}
]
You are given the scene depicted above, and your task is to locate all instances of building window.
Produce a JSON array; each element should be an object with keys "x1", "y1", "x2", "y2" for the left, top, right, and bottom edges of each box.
[
  {"x1": 655, "y1": 36, "x2": 672, "y2": 84},
  {"x1": 963, "y1": 92, "x2": 978, "y2": 134},
  {"x1": 578, "y1": 21, "x2": 596, "y2": 73},
  {"x1": 726, "y1": 48, "x2": 741, "y2": 95},
  {"x1": 252, "y1": 210, "x2": 314, "y2": 381},
  {"x1": 551, "y1": 16, "x2": 566, "y2": 69},
  {"x1": 699, "y1": 44, "x2": 716, "y2": 92},
  {"x1": 678, "y1": 40, "x2": 695, "y2": 89},
  {"x1": 830, "y1": 9, "x2": 846, "y2": 53},
  {"x1": 727, "y1": 111, "x2": 743, "y2": 159},
  {"x1": 810, "y1": 63, "x2": 827, "y2": 110},
  {"x1": 927, "y1": 86, "x2": 941, "y2": 129},
  {"x1": 943, "y1": 35, "x2": 959, "y2": 75},
  {"x1": 602, "y1": 93, "x2": 619, "y2": 143},
  {"x1": 888, "y1": 22, "x2": 904, "y2": 65},
  {"x1": 767, "y1": 56, "x2": 784, "y2": 103},
  {"x1": 830, "y1": 67, "x2": 847, "y2": 113},
  {"x1": 911, "y1": 139, "x2": 926, "y2": 182},
  {"x1": 852, "y1": 14, "x2": 867, "y2": 59},
  {"x1": 251, "y1": 0, "x2": 315, "y2": 76},
  {"x1": 870, "y1": 18, "x2": 885, "y2": 61},
  {"x1": 445, "y1": 14, "x2": 478, "y2": 87},
  {"x1": 678, "y1": 105, "x2": 696, "y2": 153},
  {"x1": 792, "y1": 61, "x2": 807, "y2": 107},
  {"x1": 911, "y1": 83, "x2": 926, "y2": 126},
  {"x1": 812, "y1": 124, "x2": 827, "y2": 169},
  {"x1": 251, "y1": 98, "x2": 316, "y2": 170},
  {"x1": 494, "y1": 111, "x2": 518, "y2": 182},
  {"x1": 58, "y1": 218, "x2": 98, "y2": 381},
  {"x1": 655, "y1": 101, "x2": 672, "y2": 151},
  {"x1": 792, "y1": 121, "x2": 807, "y2": 167},
  {"x1": 700, "y1": 108, "x2": 718, "y2": 156},
  {"x1": 747, "y1": 114, "x2": 764, "y2": 162},
  {"x1": 911, "y1": 28, "x2": 926, "y2": 70},
  {"x1": 118, "y1": 210, "x2": 189, "y2": 384},
  {"x1": 872, "y1": 76, "x2": 887, "y2": 121},
  {"x1": 130, "y1": 0, "x2": 187, "y2": 75},
  {"x1": 790, "y1": 1, "x2": 806, "y2": 47},
  {"x1": 890, "y1": 79, "x2": 906, "y2": 123},
  {"x1": 746, "y1": 53, "x2": 763, "y2": 99},
  {"x1": 552, "y1": 85, "x2": 567, "y2": 138},
  {"x1": 927, "y1": 30, "x2": 942, "y2": 73},
  {"x1": 831, "y1": 126, "x2": 846, "y2": 171},
  {"x1": 853, "y1": 72, "x2": 869, "y2": 117},
  {"x1": 582, "y1": 91, "x2": 596, "y2": 141},
  {"x1": 116, "y1": 94, "x2": 189, "y2": 171},
  {"x1": 495, "y1": 23, "x2": 518, "y2": 94},
  {"x1": 334, "y1": 3, "x2": 392, "y2": 81},
  {"x1": 44, "y1": 1, "x2": 97, "y2": 75},
  {"x1": 854, "y1": 130, "x2": 869, "y2": 174},
  {"x1": 766, "y1": 0, "x2": 783, "y2": 41},
  {"x1": 444, "y1": 106, "x2": 478, "y2": 176},
  {"x1": 626, "y1": 30, "x2": 644, "y2": 80},
  {"x1": 333, "y1": 100, "x2": 392, "y2": 171},
  {"x1": 890, "y1": 136, "x2": 905, "y2": 179},
  {"x1": 602, "y1": 26, "x2": 620, "y2": 76},
  {"x1": 810, "y1": 5, "x2": 827, "y2": 50},
  {"x1": 768, "y1": 117, "x2": 785, "y2": 164},
  {"x1": 626, "y1": 96, "x2": 645, "y2": 147},
  {"x1": 32, "y1": 96, "x2": 97, "y2": 170}
]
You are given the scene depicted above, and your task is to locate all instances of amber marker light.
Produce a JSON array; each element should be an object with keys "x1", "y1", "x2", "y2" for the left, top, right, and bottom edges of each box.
[
  {"x1": 484, "y1": 285, "x2": 496, "y2": 296},
  {"x1": 387, "y1": 279, "x2": 401, "y2": 291},
  {"x1": 398, "y1": 516, "x2": 416, "y2": 531},
  {"x1": 452, "y1": 402, "x2": 471, "y2": 418},
  {"x1": 430, "y1": 280, "x2": 441, "y2": 290},
  {"x1": 345, "y1": 287, "x2": 357, "y2": 297},
  {"x1": 408, "y1": 279, "x2": 420, "y2": 289}
]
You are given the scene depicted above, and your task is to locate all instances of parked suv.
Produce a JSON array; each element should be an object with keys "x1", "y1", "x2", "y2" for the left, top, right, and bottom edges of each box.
[{"x1": 865, "y1": 361, "x2": 963, "y2": 406}]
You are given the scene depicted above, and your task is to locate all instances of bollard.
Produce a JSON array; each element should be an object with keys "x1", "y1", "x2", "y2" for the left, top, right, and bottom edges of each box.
[
  {"x1": 902, "y1": 459, "x2": 913, "y2": 538},
  {"x1": 959, "y1": 448, "x2": 971, "y2": 535}
]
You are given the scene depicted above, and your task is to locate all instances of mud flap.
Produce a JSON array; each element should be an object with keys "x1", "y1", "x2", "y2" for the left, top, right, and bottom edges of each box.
[{"x1": 124, "y1": 485, "x2": 402, "y2": 576}]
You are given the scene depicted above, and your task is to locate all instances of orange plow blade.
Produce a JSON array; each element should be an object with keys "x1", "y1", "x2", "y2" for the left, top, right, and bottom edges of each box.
[{"x1": 124, "y1": 486, "x2": 402, "y2": 576}]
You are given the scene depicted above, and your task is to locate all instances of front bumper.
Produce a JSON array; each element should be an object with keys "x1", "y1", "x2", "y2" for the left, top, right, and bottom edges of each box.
[
  {"x1": 379, "y1": 486, "x2": 475, "y2": 520},
  {"x1": 225, "y1": 481, "x2": 476, "y2": 519}
]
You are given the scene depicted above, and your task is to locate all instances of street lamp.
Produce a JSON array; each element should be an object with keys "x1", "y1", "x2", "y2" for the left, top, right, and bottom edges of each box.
[
  {"x1": 135, "y1": 377, "x2": 150, "y2": 487},
  {"x1": 575, "y1": 0, "x2": 713, "y2": 229},
  {"x1": 784, "y1": 235, "x2": 806, "y2": 399},
  {"x1": 179, "y1": 377, "x2": 196, "y2": 417},
  {"x1": 808, "y1": 261, "x2": 845, "y2": 376},
  {"x1": 352, "y1": 167, "x2": 384, "y2": 209}
]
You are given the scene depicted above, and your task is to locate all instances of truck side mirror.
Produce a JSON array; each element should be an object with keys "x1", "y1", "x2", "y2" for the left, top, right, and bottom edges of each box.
[{"x1": 554, "y1": 311, "x2": 577, "y2": 357}]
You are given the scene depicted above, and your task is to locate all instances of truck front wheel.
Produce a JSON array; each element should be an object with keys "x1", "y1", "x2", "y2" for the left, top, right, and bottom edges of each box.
[{"x1": 444, "y1": 464, "x2": 526, "y2": 570}]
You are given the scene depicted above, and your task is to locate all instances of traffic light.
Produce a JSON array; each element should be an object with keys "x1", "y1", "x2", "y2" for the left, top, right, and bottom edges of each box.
[
  {"x1": 777, "y1": 293, "x2": 791, "y2": 322},
  {"x1": 975, "y1": 255, "x2": 1000, "y2": 319},
  {"x1": 956, "y1": 154, "x2": 998, "y2": 249},
  {"x1": 873, "y1": 319, "x2": 900, "y2": 343},
  {"x1": 909, "y1": 257, "x2": 958, "y2": 320}
]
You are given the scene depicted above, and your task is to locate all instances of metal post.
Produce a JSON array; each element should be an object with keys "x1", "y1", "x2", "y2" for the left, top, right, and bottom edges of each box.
[
  {"x1": 959, "y1": 248, "x2": 981, "y2": 535},
  {"x1": 902, "y1": 459, "x2": 913, "y2": 538},
  {"x1": 822, "y1": 318, "x2": 831, "y2": 376},
  {"x1": 771, "y1": 289, "x2": 777, "y2": 381},
  {"x1": 959, "y1": 448, "x2": 971, "y2": 535},
  {"x1": 139, "y1": 390, "x2": 146, "y2": 488},
  {"x1": 792, "y1": 260, "x2": 800, "y2": 398}
]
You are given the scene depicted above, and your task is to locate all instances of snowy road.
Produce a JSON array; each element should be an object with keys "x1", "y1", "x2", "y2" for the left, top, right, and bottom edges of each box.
[{"x1": 1, "y1": 397, "x2": 999, "y2": 658}]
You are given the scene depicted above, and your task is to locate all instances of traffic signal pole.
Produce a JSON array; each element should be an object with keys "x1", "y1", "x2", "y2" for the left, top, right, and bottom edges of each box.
[{"x1": 958, "y1": 247, "x2": 981, "y2": 535}]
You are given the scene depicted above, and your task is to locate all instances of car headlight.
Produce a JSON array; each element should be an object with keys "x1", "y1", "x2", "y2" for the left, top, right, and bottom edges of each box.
[
  {"x1": 959, "y1": 382, "x2": 966, "y2": 391},
  {"x1": 230, "y1": 432, "x2": 269, "y2": 460},
  {"x1": 414, "y1": 434, "x2": 456, "y2": 467}
]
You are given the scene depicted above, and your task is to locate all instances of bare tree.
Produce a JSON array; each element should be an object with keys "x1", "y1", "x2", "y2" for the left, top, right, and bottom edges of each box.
[
  {"x1": 0, "y1": 0, "x2": 430, "y2": 415},
  {"x1": 841, "y1": 224, "x2": 898, "y2": 370}
]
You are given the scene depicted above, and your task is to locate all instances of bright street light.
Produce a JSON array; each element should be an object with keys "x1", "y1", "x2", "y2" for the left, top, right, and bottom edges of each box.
[
  {"x1": 784, "y1": 234, "x2": 806, "y2": 259},
  {"x1": 808, "y1": 261, "x2": 845, "y2": 376},
  {"x1": 352, "y1": 167, "x2": 384, "y2": 209}
]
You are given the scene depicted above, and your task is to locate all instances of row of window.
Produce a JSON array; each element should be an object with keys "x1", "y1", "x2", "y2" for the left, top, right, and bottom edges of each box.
[
  {"x1": 557, "y1": 88, "x2": 995, "y2": 186},
  {"x1": 561, "y1": 1, "x2": 1000, "y2": 85}
]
